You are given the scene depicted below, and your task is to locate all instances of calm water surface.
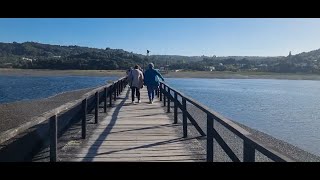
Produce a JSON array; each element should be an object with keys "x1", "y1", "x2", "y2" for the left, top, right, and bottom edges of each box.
[{"x1": 166, "y1": 78, "x2": 320, "y2": 156}]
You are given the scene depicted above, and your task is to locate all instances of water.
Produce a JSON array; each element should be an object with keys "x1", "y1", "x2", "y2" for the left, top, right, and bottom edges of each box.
[
  {"x1": 0, "y1": 75, "x2": 118, "y2": 104},
  {"x1": 166, "y1": 78, "x2": 320, "y2": 156},
  {"x1": 1, "y1": 76, "x2": 319, "y2": 156}
]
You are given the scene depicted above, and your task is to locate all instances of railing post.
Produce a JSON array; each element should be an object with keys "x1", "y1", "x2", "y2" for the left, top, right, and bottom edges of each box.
[
  {"x1": 167, "y1": 87, "x2": 171, "y2": 113},
  {"x1": 109, "y1": 86, "x2": 112, "y2": 107},
  {"x1": 82, "y1": 98, "x2": 87, "y2": 139},
  {"x1": 243, "y1": 140, "x2": 255, "y2": 162},
  {"x1": 49, "y1": 114, "x2": 57, "y2": 162},
  {"x1": 117, "y1": 81, "x2": 120, "y2": 96},
  {"x1": 121, "y1": 81, "x2": 123, "y2": 91},
  {"x1": 118, "y1": 82, "x2": 120, "y2": 96},
  {"x1": 113, "y1": 83, "x2": 116, "y2": 101},
  {"x1": 174, "y1": 92, "x2": 177, "y2": 124},
  {"x1": 115, "y1": 82, "x2": 117, "y2": 97},
  {"x1": 159, "y1": 84, "x2": 162, "y2": 101},
  {"x1": 104, "y1": 88, "x2": 107, "y2": 113},
  {"x1": 95, "y1": 91, "x2": 99, "y2": 124},
  {"x1": 122, "y1": 80, "x2": 124, "y2": 92},
  {"x1": 163, "y1": 85, "x2": 166, "y2": 107},
  {"x1": 182, "y1": 97, "x2": 187, "y2": 138},
  {"x1": 207, "y1": 113, "x2": 214, "y2": 162},
  {"x1": 115, "y1": 82, "x2": 117, "y2": 96}
]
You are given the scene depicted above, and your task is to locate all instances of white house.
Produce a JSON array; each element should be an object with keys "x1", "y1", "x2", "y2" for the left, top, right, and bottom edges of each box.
[{"x1": 22, "y1": 57, "x2": 33, "y2": 62}]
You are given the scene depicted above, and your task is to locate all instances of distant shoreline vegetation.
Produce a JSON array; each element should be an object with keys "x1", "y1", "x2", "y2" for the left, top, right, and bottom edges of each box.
[
  {"x1": 165, "y1": 70, "x2": 320, "y2": 80},
  {"x1": 0, "y1": 41, "x2": 320, "y2": 74},
  {"x1": 1, "y1": 69, "x2": 320, "y2": 81}
]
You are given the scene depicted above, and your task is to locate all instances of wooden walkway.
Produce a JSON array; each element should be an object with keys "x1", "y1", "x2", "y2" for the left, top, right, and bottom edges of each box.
[{"x1": 65, "y1": 87, "x2": 205, "y2": 162}]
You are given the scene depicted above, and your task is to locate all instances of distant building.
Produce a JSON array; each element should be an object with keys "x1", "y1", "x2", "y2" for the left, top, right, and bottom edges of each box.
[
  {"x1": 205, "y1": 66, "x2": 215, "y2": 71},
  {"x1": 258, "y1": 64, "x2": 268, "y2": 67},
  {"x1": 22, "y1": 57, "x2": 33, "y2": 62}
]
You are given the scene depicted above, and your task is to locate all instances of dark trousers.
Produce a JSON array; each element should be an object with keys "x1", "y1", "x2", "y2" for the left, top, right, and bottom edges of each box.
[
  {"x1": 147, "y1": 86, "x2": 157, "y2": 101},
  {"x1": 131, "y1": 87, "x2": 140, "y2": 102}
]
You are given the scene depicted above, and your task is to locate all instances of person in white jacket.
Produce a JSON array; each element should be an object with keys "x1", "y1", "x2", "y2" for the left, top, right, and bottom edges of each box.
[{"x1": 128, "y1": 65, "x2": 144, "y2": 104}]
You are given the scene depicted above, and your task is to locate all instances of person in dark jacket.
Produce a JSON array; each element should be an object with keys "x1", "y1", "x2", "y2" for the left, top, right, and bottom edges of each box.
[{"x1": 144, "y1": 63, "x2": 164, "y2": 104}]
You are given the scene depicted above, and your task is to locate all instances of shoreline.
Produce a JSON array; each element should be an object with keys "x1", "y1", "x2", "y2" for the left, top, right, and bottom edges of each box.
[
  {"x1": 0, "y1": 68, "x2": 125, "y2": 77},
  {"x1": 0, "y1": 87, "x2": 95, "y2": 134},
  {"x1": 164, "y1": 71, "x2": 320, "y2": 81},
  {"x1": 1, "y1": 68, "x2": 320, "y2": 80},
  {"x1": 0, "y1": 86, "x2": 97, "y2": 106}
]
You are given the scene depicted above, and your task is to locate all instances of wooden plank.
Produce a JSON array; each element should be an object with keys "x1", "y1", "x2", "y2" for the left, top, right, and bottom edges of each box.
[
  {"x1": 64, "y1": 146, "x2": 198, "y2": 151},
  {"x1": 78, "y1": 140, "x2": 188, "y2": 146},
  {"x1": 66, "y1": 156, "x2": 203, "y2": 162},
  {"x1": 62, "y1": 151, "x2": 205, "y2": 157}
]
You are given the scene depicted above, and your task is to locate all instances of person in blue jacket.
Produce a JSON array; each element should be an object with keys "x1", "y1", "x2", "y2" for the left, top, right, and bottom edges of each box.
[{"x1": 144, "y1": 63, "x2": 165, "y2": 104}]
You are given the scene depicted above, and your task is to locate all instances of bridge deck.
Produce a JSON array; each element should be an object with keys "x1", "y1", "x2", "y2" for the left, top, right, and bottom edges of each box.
[{"x1": 64, "y1": 87, "x2": 205, "y2": 162}]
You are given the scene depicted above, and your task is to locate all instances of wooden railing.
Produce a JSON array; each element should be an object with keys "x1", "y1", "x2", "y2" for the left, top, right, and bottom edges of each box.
[
  {"x1": 158, "y1": 82, "x2": 295, "y2": 162},
  {"x1": 49, "y1": 77, "x2": 128, "y2": 161},
  {"x1": 0, "y1": 77, "x2": 128, "y2": 162}
]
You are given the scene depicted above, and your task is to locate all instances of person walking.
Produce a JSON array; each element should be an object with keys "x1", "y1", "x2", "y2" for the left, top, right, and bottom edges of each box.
[
  {"x1": 128, "y1": 65, "x2": 144, "y2": 104},
  {"x1": 144, "y1": 63, "x2": 164, "y2": 104}
]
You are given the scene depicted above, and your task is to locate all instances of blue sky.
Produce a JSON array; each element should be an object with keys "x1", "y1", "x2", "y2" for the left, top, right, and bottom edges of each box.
[{"x1": 1, "y1": 18, "x2": 320, "y2": 57}]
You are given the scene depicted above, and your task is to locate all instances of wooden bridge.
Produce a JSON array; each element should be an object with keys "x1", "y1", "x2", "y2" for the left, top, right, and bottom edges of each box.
[
  {"x1": 0, "y1": 77, "x2": 295, "y2": 162},
  {"x1": 60, "y1": 86, "x2": 205, "y2": 162}
]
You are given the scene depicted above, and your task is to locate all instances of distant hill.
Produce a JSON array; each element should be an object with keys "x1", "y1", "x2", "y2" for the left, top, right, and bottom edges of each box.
[
  {"x1": 294, "y1": 49, "x2": 320, "y2": 61},
  {"x1": 0, "y1": 42, "x2": 147, "y2": 70},
  {"x1": 149, "y1": 55, "x2": 204, "y2": 63},
  {"x1": 194, "y1": 50, "x2": 320, "y2": 73},
  {"x1": 0, "y1": 41, "x2": 319, "y2": 73}
]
